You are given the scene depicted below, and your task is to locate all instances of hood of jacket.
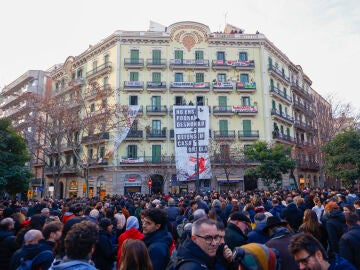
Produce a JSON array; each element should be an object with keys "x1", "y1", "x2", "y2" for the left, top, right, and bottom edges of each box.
[
  {"x1": 143, "y1": 227, "x2": 173, "y2": 247},
  {"x1": 122, "y1": 228, "x2": 144, "y2": 240}
]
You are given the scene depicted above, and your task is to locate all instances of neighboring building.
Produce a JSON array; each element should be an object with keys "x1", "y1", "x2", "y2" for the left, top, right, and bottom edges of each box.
[
  {"x1": 0, "y1": 70, "x2": 51, "y2": 196},
  {"x1": 18, "y1": 21, "x2": 325, "y2": 197}
]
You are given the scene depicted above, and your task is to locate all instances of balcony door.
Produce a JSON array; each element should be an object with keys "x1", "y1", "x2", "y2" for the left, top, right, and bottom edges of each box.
[
  {"x1": 151, "y1": 96, "x2": 161, "y2": 111},
  {"x1": 152, "y1": 50, "x2": 161, "y2": 65},
  {"x1": 152, "y1": 145, "x2": 161, "y2": 163},
  {"x1": 219, "y1": 96, "x2": 227, "y2": 111},
  {"x1": 219, "y1": 120, "x2": 228, "y2": 136},
  {"x1": 243, "y1": 120, "x2": 252, "y2": 136},
  {"x1": 152, "y1": 120, "x2": 161, "y2": 135},
  {"x1": 130, "y1": 50, "x2": 139, "y2": 64}
]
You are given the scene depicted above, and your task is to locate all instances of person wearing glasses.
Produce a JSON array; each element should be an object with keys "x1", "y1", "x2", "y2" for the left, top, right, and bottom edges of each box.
[
  {"x1": 289, "y1": 233, "x2": 356, "y2": 270},
  {"x1": 175, "y1": 218, "x2": 231, "y2": 270}
]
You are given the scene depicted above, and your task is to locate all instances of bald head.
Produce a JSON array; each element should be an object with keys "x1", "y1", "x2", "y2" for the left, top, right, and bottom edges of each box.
[{"x1": 24, "y1": 229, "x2": 43, "y2": 245}]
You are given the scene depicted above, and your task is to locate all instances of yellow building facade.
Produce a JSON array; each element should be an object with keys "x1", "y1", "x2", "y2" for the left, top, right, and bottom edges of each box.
[{"x1": 48, "y1": 21, "x2": 320, "y2": 197}]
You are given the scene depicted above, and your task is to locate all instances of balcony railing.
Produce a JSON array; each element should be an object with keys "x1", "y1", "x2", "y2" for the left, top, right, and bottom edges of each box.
[
  {"x1": 119, "y1": 156, "x2": 175, "y2": 165},
  {"x1": 294, "y1": 120, "x2": 307, "y2": 129},
  {"x1": 271, "y1": 108, "x2": 294, "y2": 123},
  {"x1": 146, "y1": 129, "x2": 167, "y2": 139},
  {"x1": 83, "y1": 84, "x2": 112, "y2": 100},
  {"x1": 126, "y1": 130, "x2": 143, "y2": 139},
  {"x1": 238, "y1": 130, "x2": 259, "y2": 139},
  {"x1": 272, "y1": 132, "x2": 295, "y2": 143},
  {"x1": 232, "y1": 105, "x2": 258, "y2": 114},
  {"x1": 86, "y1": 62, "x2": 112, "y2": 79},
  {"x1": 146, "y1": 81, "x2": 167, "y2": 91},
  {"x1": 212, "y1": 106, "x2": 234, "y2": 114},
  {"x1": 170, "y1": 59, "x2": 209, "y2": 69},
  {"x1": 268, "y1": 64, "x2": 290, "y2": 84},
  {"x1": 291, "y1": 83, "x2": 313, "y2": 101},
  {"x1": 55, "y1": 78, "x2": 84, "y2": 97},
  {"x1": 146, "y1": 105, "x2": 168, "y2": 114},
  {"x1": 212, "y1": 82, "x2": 234, "y2": 91},
  {"x1": 295, "y1": 159, "x2": 320, "y2": 170},
  {"x1": 123, "y1": 81, "x2": 144, "y2": 91},
  {"x1": 269, "y1": 86, "x2": 292, "y2": 103},
  {"x1": 146, "y1": 59, "x2": 167, "y2": 68},
  {"x1": 213, "y1": 130, "x2": 236, "y2": 139},
  {"x1": 81, "y1": 132, "x2": 110, "y2": 144},
  {"x1": 124, "y1": 58, "x2": 144, "y2": 68},
  {"x1": 170, "y1": 82, "x2": 210, "y2": 90},
  {"x1": 212, "y1": 59, "x2": 255, "y2": 69}
]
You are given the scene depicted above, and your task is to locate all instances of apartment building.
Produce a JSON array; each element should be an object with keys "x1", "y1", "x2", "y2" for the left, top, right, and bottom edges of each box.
[{"x1": 43, "y1": 21, "x2": 321, "y2": 197}]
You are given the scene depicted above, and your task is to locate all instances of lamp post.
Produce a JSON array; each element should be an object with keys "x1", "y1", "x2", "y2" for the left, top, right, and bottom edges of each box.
[{"x1": 195, "y1": 102, "x2": 200, "y2": 193}]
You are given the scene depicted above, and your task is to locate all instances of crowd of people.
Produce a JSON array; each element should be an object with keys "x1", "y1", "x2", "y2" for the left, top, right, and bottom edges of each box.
[{"x1": 0, "y1": 187, "x2": 359, "y2": 270}]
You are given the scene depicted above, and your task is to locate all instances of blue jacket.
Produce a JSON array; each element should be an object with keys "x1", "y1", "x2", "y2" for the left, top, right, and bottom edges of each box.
[
  {"x1": 247, "y1": 222, "x2": 270, "y2": 244},
  {"x1": 143, "y1": 227, "x2": 173, "y2": 270},
  {"x1": 339, "y1": 224, "x2": 360, "y2": 269},
  {"x1": 328, "y1": 253, "x2": 357, "y2": 270}
]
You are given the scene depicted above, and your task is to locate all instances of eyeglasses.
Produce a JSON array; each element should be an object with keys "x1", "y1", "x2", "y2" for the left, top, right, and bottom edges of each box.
[
  {"x1": 295, "y1": 253, "x2": 313, "y2": 266},
  {"x1": 195, "y1": 234, "x2": 222, "y2": 244}
]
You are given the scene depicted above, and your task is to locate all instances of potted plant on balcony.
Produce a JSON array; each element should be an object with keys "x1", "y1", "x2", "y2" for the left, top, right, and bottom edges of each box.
[
  {"x1": 145, "y1": 125, "x2": 151, "y2": 135},
  {"x1": 162, "y1": 127, "x2": 167, "y2": 136}
]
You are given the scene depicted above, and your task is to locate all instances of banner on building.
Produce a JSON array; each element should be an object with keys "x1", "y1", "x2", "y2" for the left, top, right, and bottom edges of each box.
[
  {"x1": 106, "y1": 105, "x2": 140, "y2": 157},
  {"x1": 173, "y1": 106, "x2": 212, "y2": 181}
]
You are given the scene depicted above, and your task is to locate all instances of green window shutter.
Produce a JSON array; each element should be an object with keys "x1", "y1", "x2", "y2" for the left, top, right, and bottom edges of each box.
[
  {"x1": 175, "y1": 73, "x2": 183, "y2": 82},
  {"x1": 152, "y1": 72, "x2": 161, "y2": 83},
  {"x1": 130, "y1": 72, "x2": 138, "y2": 81},
  {"x1": 195, "y1": 73, "x2": 204, "y2": 83},
  {"x1": 240, "y1": 74, "x2": 249, "y2": 83},
  {"x1": 131, "y1": 50, "x2": 139, "y2": 60},
  {"x1": 279, "y1": 104, "x2": 282, "y2": 114},
  {"x1": 219, "y1": 120, "x2": 228, "y2": 136},
  {"x1": 286, "y1": 127, "x2": 290, "y2": 137},
  {"x1": 280, "y1": 125, "x2": 284, "y2": 134},
  {"x1": 218, "y1": 96, "x2": 227, "y2": 106},
  {"x1": 268, "y1": 57, "x2": 273, "y2": 67},
  {"x1": 283, "y1": 88, "x2": 287, "y2": 97},
  {"x1": 217, "y1": 51, "x2": 225, "y2": 61},
  {"x1": 127, "y1": 145, "x2": 137, "y2": 159},
  {"x1": 272, "y1": 100, "x2": 276, "y2": 110},
  {"x1": 270, "y1": 79, "x2": 274, "y2": 89},
  {"x1": 152, "y1": 50, "x2": 161, "y2": 62},
  {"x1": 243, "y1": 120, "x2": 252, "y2": 135},
  {"x1": 152, "y1": 145, "x2": 161, "y2": 162},
  {"x1": 195, "y1": 51, "x2": 204, "y2": 60},
  {"x1": 175, "y1": 50, "x2": 183, "y2": 60}
]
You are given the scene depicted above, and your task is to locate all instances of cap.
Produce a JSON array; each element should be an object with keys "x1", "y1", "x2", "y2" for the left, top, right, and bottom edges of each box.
[{"x1": 229, "y1": 211, "x2": 251, "y2": 223}]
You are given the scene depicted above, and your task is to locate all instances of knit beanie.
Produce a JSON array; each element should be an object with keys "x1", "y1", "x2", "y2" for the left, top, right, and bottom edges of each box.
[
  {"x1": 126, "y1": 216, "x2": 139, "y2": 230},
  {"x1": 234, "y1": 243, "x2": 278, "y2": 270}
]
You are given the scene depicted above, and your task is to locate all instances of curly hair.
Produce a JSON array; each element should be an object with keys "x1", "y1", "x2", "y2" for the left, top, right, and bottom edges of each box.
[
  {"x1": 64, "y1": 220, "x2": 99, "y2": 259},
  {"x1": 141, "y1": 208, "x2": 167, "y2": 229}
]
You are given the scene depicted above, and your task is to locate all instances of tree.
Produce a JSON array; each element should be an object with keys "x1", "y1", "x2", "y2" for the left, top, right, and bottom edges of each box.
[
  {"x1": 322, "y1": 130, "x2": 360, "y2": 188},
  {"x1": 0, "y1": 118, "x2": 32, "y2": 197},
  {"x1": 243, "y1": 141, "x2": 295, "y2": 188}
]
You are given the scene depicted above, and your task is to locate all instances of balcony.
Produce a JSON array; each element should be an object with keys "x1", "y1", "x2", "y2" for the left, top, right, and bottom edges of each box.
[
  {"x1": 169, "y1": 105, "x2": 211, "y2": 116},
  {"x1": 146, "y1": 81, "x2": 167, "y2": 92},
  {"x1": 146, "y1": 59, "x2": 167, "y2": 69},
  {"x1": 212, "y1": 106, "x2": 234, "y2": 116},
  {"x1": 146, "y1": 105, "x2": 168, "y2": 116},
  {"x1": 0, "y1": 87, "x2": 34, "y2": 109},
  {"x1": 296, "y1": 159, "x2": 320, "y2": 170},
  {"x1": 272, "y1": 132, "x2": 295, "y2": 144},
  {"x1": 212, "y1": 82, "x2": 234, "y2": 92},
  {"x1": 146, "y1": 129, "x2": 167, "y2": 140},
  {"x1": 119, "y1": 156, "x2": 174, "y2": 165},
  {"x1": 123, "y1": 81, "x2": 144, "y2": 92},
  {"x1": 124, "y1": 58, "x2": 144, "y2": 69},
  {"x1": 291, "y1": 83, "x2": 313, "y2": 102},
  {"x1": 61, "y1": 141, "x2": 80, "y2": 152},
  {"x1": 238, "y1": 130, "x2": 259, "y2": 140},
  {"x1": 268, "y1": 65, "x2": 290, "y2": 85},
  {"x1": 3, "y1": 101, "x2": 33, "y2": 119},
  {"x1": 81, "y1": 132, "x2": 110, "y2": 145},
  {"x1": 236, "y1": 81, "x2": 257, "y2": 93},
  {"x1": 169, "y1": 82, "x2": 210, "y2": 92},
  {"x1": 212, "y1": 59, "x2": 255, "y2": 70},
  {"x1": 213, "y1": 130, "x2": 236, "y2": 140},
  {"x1": 271, "y1": 108, "x2": 294, "y2": 125},
  {"x1": 295, "y1": 140, "x2": 311, "y2": 148},
  {"x1": 269, "y1": 86, "x2": 292, "y2": 104},
  {"x1": 86, "y1": 62, "x2": 112, "y2": 81},
  {"x1": 293, "y1": 100, "x2": 308, "y2": 112},
  {"x1": 232, "y1": 105, "x2": 258, "y2": 116},
  {"x1": 125, "y1": 130, "x2": 143, "y2": 140},
  {"x1": 54, "y1": 78, "x2": 84, "y2": 97},
  {"x1": 83, "y1": 84, "x2": 112, "y2": 101},
  {"x1": 169, "y1": 59, "x2": 209, "y2": 70},
  {"x1": 1, "y1": 70, "x2": 38, "y2": 96},
  {"x1": 86, "y1": 158, "x2": 109, "y2": 168},
  {"x1": 294, "y1": 120, "x2": 307, "y2": 131}
]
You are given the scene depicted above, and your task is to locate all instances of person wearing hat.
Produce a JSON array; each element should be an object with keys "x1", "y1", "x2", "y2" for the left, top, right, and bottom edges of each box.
[
  {"x1": 224, "y1": 211, "x2": 251, "y2": 250},
  {"x1": 92, "y1": 218, "x2": 117, "y2": 270},
  {"x1": 264, "y1": 216, "x2": 298, "y2": 269}
]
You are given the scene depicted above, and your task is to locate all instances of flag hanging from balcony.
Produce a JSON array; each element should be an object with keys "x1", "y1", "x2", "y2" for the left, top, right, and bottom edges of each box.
[
  {"x1": 106, "y1": 105, "x2": 140, "y2": 157},
  {"x1": 173, "y1": 105, "x2": 212, "y2": 181}
]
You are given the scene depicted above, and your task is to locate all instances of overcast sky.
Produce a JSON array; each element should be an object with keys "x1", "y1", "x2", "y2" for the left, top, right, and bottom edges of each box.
[{"x1": 1, "y1": 0, "x2": 359, "y2": 110}]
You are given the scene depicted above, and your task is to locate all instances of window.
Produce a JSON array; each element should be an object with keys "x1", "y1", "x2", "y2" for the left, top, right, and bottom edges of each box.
[
  {"x1": 241, "y1": 96, "x2": 250, "y2": 106},
  {"x1": 152, "y1": 50, "x2": 161, "y2": 64},
  {"x1": 104, "y1": 55, "x2": 109, "y2": 65},
  {"x1": 243, "y1": 120, "x2": 252, "y2": 136},
  {"x1": 92, "y1": 61, "x2": 97, "y2": 71},
  {"x1": 278, "y1": 104, "x2": 283, "y2": 114},
  {"x1": 240, "y1": 74, "x2": 249, "y2": 83},
  {"x1": 195, "y1": 73, "x2": 204, "y2": 83},
  {"x1": 175, "y1": 73, "x2": 183, "y2": 82},
  {"x1": 283, "y1": 88, "x2": 287, "y2": 97},
  {"x1": 66, "y1": 155, "x2": 71, "y2": 166},
  {"x1": 239, "y1": 52, "x2": 248, "y2": 61},
  {"x1": 280, "y1": 125, "x2": 284, "y2": 134},
  {"x1": 77, "y1": 69, "x2": 83, "y2": 78},
  {"x1": 151, "y1": 96, "x2": 161, "y2": 110},
  {"x1": 219, "y1": 120, "x2": 228, "y2": 136},
  {"x1": 175, "y1": 96, "x2": 184, "y2": 105},
  {"x1": 272, "y1": 100, "x2": 276, "y2": 110},
  {"x1": 217, "y1": 73, "x2": 226, "y2": 82},
  {"x1": 99, "y1": 147, "x2": 105, "y2": 158},
  {"x1": 217, "y1": 51, "x2": 225, "y2": 61},
  {"x1": 129, "y1": 96, "x2": 138, "y2": 105},
  {"x1": 282, "y1": 68, "x2": 285, "y2": 77},
  {"x1": 72, "y1": 72, "x2": 76, "y2": 80},
  {"x1": 196, "y1": 96, "x2": 204, "y2": 106},
  {"x1": 131, "y1": 120, "x2": 138, "y2": 131},
  {"x1": 103, "y1": 76, "x2": 108, "y2": 87},
  {"x1": 90, "y1": 103, "x2": 95, "y2": 112},
  {"x1": 270, "y1": 79, "x2": 274, "y2": 89},
  {"x1": 286, "y1": 128, "x2": 290, "y2": 137},
  {"x1": 285, "y1": 107, "x2": 288, "y2": 116},
  {"x1": 218, "y1": 96, "x2": 227, "y2": 107},
  {"x1": 88, "y1": 148, "x2": 93, "y2": 159},
  {"x1": 130, "y1": 50, "x2": 139, "y2": 64},
  {"x1": 268, "y1": 57, "x2": 273, "y2": 67},
  {"x1": 130, "y1": 72, "x2": 139, "y2": 81},
  {"x1": 220, "y1": 144, "x2": 230, "y2": 160},
  {"x1": 175, "y1": 50, "x2": 183, "y2": 60},
  {"x1": 152, "y1": 72, "x2": 161, "y2": 83},
  {"x1": 195, "y1": 51, "x2": 204, "y2": 60},
  {"x1": 152, "y1": 120, "x2": 161, "y2": 135},
  {"x1": 127, "y1": 145, "x2": 137, "y2": 159},
  {"x1": 152, "y1": 145, "x2": 161, "y2": 163}
]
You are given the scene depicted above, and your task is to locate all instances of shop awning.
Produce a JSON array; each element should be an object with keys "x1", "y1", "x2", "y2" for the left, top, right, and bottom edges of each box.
[{"x1": 217, "y1": 178, "x2": 243, "y2": 183}]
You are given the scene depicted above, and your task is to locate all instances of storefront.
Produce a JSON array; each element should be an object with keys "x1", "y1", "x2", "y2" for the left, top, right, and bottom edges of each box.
[
  {"x1": 68, "y1": 181, "x2": 78, "y2": 198},
  {"x1": 124, "y1": 174, "x2": 142, "y2": 195},
  {"x1": 217, "y1": 177, "x2": 244, "y2": 193}
]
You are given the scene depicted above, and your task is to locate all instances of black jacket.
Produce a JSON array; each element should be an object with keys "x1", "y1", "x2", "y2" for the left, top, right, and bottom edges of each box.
[
  {"x1": 92, "y1": 229, "x2": 116, "y2": 270},
  {"x1": 339, "y1": 224, "x2": 360, "y2": 269},
  {"x1": 323, "y1": 210, "x2": 347, "y2": 254},
  {"x1": 224, "y1": 222, "x2": 247, "y2": 250},
  {"x1": 0, "y1": 229, "x2": 19, "y2": 270},
  {"x1": 280, "y1": 203, "x2": 303, "y2": 232}
]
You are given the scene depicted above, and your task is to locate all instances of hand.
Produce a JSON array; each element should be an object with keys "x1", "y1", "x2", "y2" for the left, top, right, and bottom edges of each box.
[{"x1": 223, "y1": 245, "x2": 232, "y2": 262}]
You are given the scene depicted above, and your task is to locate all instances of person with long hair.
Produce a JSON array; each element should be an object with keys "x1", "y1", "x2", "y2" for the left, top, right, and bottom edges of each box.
[
  {"x1": 298, "y1": 209, "x2": 327, "y2": 248},
  {"x1": 120, "y1": 239, "x2": 153, "y2": 270}
]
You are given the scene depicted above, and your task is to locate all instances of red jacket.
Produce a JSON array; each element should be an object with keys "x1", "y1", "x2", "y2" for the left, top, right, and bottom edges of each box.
[{"x1": 116, "y1": 228, "x2": 144, "y2": 269}]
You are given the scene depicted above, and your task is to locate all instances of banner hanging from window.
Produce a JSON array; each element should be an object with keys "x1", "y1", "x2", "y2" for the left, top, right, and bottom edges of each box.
[{"x1": 173, "y1": 106, "x2": 212, "y2": 181}]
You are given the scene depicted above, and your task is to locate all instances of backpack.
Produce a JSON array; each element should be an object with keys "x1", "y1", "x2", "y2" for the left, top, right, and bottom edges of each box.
[
  {"x1": 165, "y1": 256, "x2": 207, "y2": 270},
  {"x1": 176, "y1": 218, "x2": 189, "y2": 238},
  {"x1": 17, "y1": 249, "x2": 53, "y2": 270}
]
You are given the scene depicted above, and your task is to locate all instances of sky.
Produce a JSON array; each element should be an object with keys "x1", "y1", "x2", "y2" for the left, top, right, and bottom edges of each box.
[{"x1": 1, "y1": 0, "x2": 359, "y2": 111}]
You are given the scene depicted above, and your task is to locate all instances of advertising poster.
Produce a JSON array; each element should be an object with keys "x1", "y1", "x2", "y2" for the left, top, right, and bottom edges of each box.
[{"x1": 173, "y1": 106, "x2": 212, "y2": 181}]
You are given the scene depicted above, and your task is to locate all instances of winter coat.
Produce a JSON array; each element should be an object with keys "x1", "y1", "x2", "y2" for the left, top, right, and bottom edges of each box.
[
  {"x1": 116, "y1": 227, "x2": 144, "y2": 270},
  {"x1": 280, "y1": 202, "x2": 303, "y2": 232},
  {"x1": 0, "y1": 229, "x2": 19, "y2": 270},
  {"x1": 339, "y1": 224, "x2": 360, "y2": 269},
  {"x1": 50, "y1": 259, "x2": 97, "y2": 270},
  {"x1": 92, "y1": 229, "x2": 116, "y2": 270},
  {"x1": 143, "y1": 228, "x2": 173, "y2": 270},
  {"x1": 224, "y1": 222, "x2": 248, "y2": 250},
  {"x1": 328, "y1": 253, "x2": 357, "y2": 270},
  {"x1": 269, "y1": 204, "x2": 284, "y2": 220},
  {"x1": 247, "y1": 222, "x2": 270, "y2": 244},
  {"x1": 323, "y1": 210, "x2": 347, "y2": 254},
  {"x1": 166, "y1": 206, "x2": 179, "y2": 222}
]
